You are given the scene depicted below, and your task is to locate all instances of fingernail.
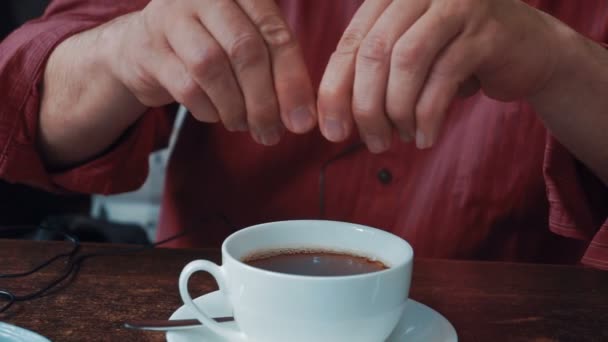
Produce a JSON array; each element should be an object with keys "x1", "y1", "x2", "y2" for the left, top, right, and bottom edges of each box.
[
  {"x1": 416, "y1": 131, "x2": 433, "y2": 149},
  {"x1": 322, "y1": 117, "x2": 346, "y2": 142},
  {"x1": 366, "y1": 135, "x2": 388, "y2": 154},
  {"x1": 289, "y1": 106, "x2": 315, "y2": 133},
  {"x1": 257, "y1": 126, "x2": 283, "y2": 146}
]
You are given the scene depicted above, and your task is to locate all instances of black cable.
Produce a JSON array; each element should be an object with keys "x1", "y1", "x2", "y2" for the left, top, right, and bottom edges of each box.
[
  {"x1": 0, "y1": 213, "x2": 235, "y2": 314},
  {"x1": 0, "y1": 234, "x2": 79, "y2": 279}
]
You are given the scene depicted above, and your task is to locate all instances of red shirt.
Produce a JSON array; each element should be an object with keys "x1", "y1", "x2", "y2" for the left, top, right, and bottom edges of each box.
[{"x1": 1, "y1": 0, "x2": 607, "y2": 268}]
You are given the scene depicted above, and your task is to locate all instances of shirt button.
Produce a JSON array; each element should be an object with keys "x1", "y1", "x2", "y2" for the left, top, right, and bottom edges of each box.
[{"x1": 377, "y1": 168, "x2": 392, "y2": 185}]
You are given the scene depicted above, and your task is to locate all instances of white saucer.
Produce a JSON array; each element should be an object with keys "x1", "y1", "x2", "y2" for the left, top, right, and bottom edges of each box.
[
  {"x1": 167, "y1": 291, "x2": 457, "y2": 342},
  {"x1": 0, "y1": 322, "x2": 50, "y2": 342}
]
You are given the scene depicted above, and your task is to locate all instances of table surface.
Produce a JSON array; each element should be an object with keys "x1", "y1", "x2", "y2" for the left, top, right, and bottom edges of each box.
[{"x1": 1, "y1": 239, "x2": 607, "y2": 342}]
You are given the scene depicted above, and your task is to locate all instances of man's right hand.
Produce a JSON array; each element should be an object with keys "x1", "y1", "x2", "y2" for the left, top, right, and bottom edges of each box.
[{"x1": 107, "y1": 0, "x2": 316, "y2": 145}]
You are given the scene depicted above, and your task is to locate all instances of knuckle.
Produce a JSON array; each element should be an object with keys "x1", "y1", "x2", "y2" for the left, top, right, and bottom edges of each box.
[
  {"x1": 478, "y1": 18, "x2": 501, "y2": 47},
  {"x1": 318, "y1": 77, "x2": 343, "y2": 101},
  {"x1": 129, "y1": 61, "x2": 156, "y2": 90},
  {"x1": 187, "y1": 46, "x2": 225, "y2": 81},
  {"x1": 387, "y1": 108, "x2": 414, "y2": 131},
  {"x1": 336, "y1": 28, "x2": 365, "y2": 54},
  {"x1": 430, "y1": 59, "x2": 458, "y2": 80},
  {"x1": 436, "y1": 3, "x2": 458, "y2": 22},
  {"x1": 351, "y1": 102, "x2": 376, "y2": 121},
  {"x1": 228, "y1": 33, "x2": 267, "y2": 70},
  {"x1": 440, "y1": 0, "x2": 478, "y2": 20},
  {"x1": 317, "y1": 86, "x2": 345, "y2": 115},
  {"x1": 143, "y1": 1, "x2": 165, "y2": 22},
  {"x1": 358, "y1": 34, "x2": 390, "y2": 64},
  {"x1": 255, "y1": 14, "x2": 294, "y2": 48},
  {"x1": 140, "y1": 9, "x2": 156, "y2": 34},
  {"x1": 174, "y1": 76, "x2": 199, "y2": 105},
  {"x1": 391, "y1": 41, "x2": 424, "y2": 71}
]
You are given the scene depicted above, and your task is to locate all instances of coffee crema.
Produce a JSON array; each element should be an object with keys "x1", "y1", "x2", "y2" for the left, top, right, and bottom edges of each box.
[{"x1": 242, "y1": 248, "x2": 388, "y2": 276}]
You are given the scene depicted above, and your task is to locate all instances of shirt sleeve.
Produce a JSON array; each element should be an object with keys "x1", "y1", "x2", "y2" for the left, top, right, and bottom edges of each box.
[
  {"x1": 544, "y1": 40, "x2": 608, "y2": 270},
  {"x1": 0, "y1": 0, "x2": 174, "y2": 195},
  {"x1": 544, "y1": 138, "x2": 608, "y2": 268}
]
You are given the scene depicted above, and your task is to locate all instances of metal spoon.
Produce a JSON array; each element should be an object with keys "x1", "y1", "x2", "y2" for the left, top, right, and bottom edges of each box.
[{"x1": 124, "y1": 317, "x2": 234, "y2": 331}]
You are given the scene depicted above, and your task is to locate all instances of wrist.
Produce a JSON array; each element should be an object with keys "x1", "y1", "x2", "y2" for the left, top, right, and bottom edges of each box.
[
  {"x1": 96, "y1": 13, "x2": 149, "y2": 117},
  {"x1": 97, "y1": 13, "x2": 139, "y2": 93},
  {"x1": 527, "y1": 17, "x2": 591, "y2": 113}
]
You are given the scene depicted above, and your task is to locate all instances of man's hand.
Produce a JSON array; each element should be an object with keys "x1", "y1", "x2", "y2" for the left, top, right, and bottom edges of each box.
[
  {"x1": 318, "y1": 0, "x2": 561, "y2": 152},
  {"x1": 108, "y1": 0, "x2": 316, "y2": 145}
]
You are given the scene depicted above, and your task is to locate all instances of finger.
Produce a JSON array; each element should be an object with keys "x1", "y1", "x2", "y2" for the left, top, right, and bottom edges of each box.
[
  {"x1": 317, "y1": 0, "x2": 392, "y2": 143},
  {"x1": 386, "y1": 7, "x2": 462, "y2": 143},
  {"x1": 415, "y1": 39, "x2": 481, "y2": 149},
  {"x1": 353, "y1": 0, "x2": 429, "y2": 152},
  {"x1": 154, "y1": 50, "x2": 219, "y2": 122},
  {"x1": 166, "y1": 18, "x2": 247, "y2": 132},
  {"x1": 196, "y1": 0, "x2": 282, "y2": 145},
  {"x1": 236, "y1": 0, "x2": 317, "y2": 134}
]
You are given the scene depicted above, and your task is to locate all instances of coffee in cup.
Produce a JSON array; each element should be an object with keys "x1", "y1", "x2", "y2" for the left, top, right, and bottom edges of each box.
[{"x1": 242, "y1": 248, "x2": 389, "y2": 276}]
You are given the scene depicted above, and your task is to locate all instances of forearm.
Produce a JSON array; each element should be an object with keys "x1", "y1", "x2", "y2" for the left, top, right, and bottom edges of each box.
[
  {"x1": 39, "y1": 14, "x2": 146, "y2": 169},
  {"x1": 529, "y1": 21, "x2": 608, "y2": 186}
]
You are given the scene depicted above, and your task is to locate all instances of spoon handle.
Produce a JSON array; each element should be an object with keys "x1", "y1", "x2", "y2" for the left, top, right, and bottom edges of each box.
[{"x1": 124, "y1": 317, "x2": 234, "y2": 331}]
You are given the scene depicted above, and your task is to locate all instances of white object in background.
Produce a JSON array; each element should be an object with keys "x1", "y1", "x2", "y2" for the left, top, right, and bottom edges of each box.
[{"x1": 90, "y1": 105, "x2": 188, "y2": 242}]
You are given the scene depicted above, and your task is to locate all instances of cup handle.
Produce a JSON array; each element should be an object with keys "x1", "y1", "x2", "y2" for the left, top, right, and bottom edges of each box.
[{"x1": 179, "y1": 260, "x2": 246, "y2": 340}]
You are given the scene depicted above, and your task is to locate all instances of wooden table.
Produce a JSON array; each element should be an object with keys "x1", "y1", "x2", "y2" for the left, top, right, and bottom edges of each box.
[{"x1": 1, "y1": 239, "x2": 607, "y2": 342}]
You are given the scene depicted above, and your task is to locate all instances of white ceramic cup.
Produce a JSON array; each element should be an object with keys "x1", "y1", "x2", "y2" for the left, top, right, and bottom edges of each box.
[{"x1": 179, "y1": 220, "x2": 413, "y2": 342}]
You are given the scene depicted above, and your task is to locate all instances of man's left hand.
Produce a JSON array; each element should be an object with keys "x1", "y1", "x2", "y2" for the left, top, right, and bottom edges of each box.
[{"x1": 318, "y1": 0, "x2": 564, "y2": 152}]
